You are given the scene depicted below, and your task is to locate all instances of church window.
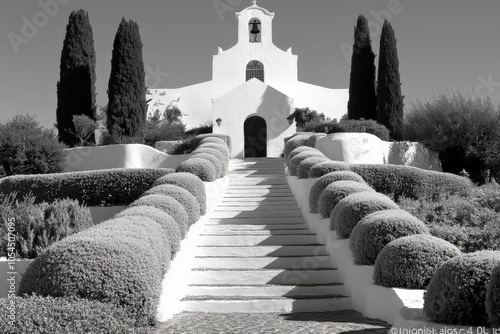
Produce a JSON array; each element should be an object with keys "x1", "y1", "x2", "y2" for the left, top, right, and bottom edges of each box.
[{"x1": 246, "y1": 61, "x2": 264, "y2": 81}]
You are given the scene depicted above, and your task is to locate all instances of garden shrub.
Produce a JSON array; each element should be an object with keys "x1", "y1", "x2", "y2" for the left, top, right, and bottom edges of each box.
[
  {"x1": 176, "y1": 158, "x2": 217, "y2": 182},
  {"x1": 0, "y1": 168, "x2": 175, "y2": 206},
  {"x1": 192, "y1": 147, "x2": 229, "y2": 175},
  {"x1": 115, "y1": 205, "x2": 181, "y2": 255},
  {"x1": 297, "y1": 156, "x2": 330, "y2": 179},
  {"x1": 191, "y1": 152, "x2": 223, "y2": 178},
  {"x1": 331, "y1": 192, "x2": 399, "y2": 238},
  {"x1": 289, "y1": 151, "x2": 325, "y2": 176},
  {"x1": 308, "y1": 161, "x2": 352, "y2": 178},
  {"x1": 487, "y1": 265, "x2": 500, "y2": 327},
  {"x1": 130, "y1": 194, "x2": 189, "y2": 237},
  {"x1": 328, "y1": 118, "x2": 391, "y2": 141},
  {"x1": 18, "y1": 230, "x2": 163, "y2": 326},
  {"x1": 195, "y1": 134, "x2": 231, "y2": 153},
  {"x1": 144, "y1": 184, "x2": 200, "y2": 226},
  {"x1": 197, "y1": 143, "x2": 230, "y2": 159},
  {"x1": 349, "y1": 209, "x2": 430, "y2": 265},
  {"x1": 373, "y1": 234, "x2": 461, "y2": 289},
  {"x1": 170, "y1": 137, "x2": 197, "y2": 155},
  {"x1": 423, "y1": 251, "x2": 500, "y2": 326},
  {"x1": 153, "y1": 172, "x2": 207, "y2": 215},
  {"x1": 199, "y1": 137, "x2": 226, "y2": 146},
  {"x1": 287, "y1": 146, "x2": 318, "y2": 165},
  {"x1": 306, "y1": 133, "x2": 326, "y2": 147},
  {"x1": 309, "y1": 171, "x2": 367, "y2": 214},
  {"x1": 317, "y1": 181, "x2": 373, "y2": 218},
  {"x1": 184, "y1": 122, "x2": 213, "y2": 136},
  {"x1": 283, "y1": 134, "x2": 313, "y2": 163},
  {"x1": 0, "y1": 295, "x2": 145, "y2": 334}
]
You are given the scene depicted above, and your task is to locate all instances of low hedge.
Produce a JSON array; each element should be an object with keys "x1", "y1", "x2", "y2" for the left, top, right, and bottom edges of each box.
[
  {"x1": 194, "y1": 134, "x2": 231, "y2": 153},
  {"x1": 197, "y1": 143, "x2": 230, "y2": 159},
  {"x1": 176, "y1": 158, "x2": 217, "y2": 182},
  {"x1": 350, "y1": 164, "x2": 472, "y2": 201},
  {"x1": 0, "y1": 295, "x2": 144, "y2": 334},
  {"x1": 318, "y1": 181, "x2": 374, "y2": 218},
  {"x1": 349, "y1": 209, "x2": 430, "y2": 265},
  {"x1": 0, "y1": 168, "x2": 175, "y2": 206},
  {"x1": 130, "y1": 194, "x2": 189, "y2": 237},
  {"x1": 306, "y1": 133, "x2": 326, "y2": 148},
  {"x1": 283, "y1": 134, "x2": 314, "y2": 163},
  {"x1": 192, "y1": 147, "x2": 229, "y2": 175},
  {"x1": 191, "y1": 152, "x2": 224, "y2": 178},
  {"x1": 144, "y1": 184, "x2": 201, "y2": 226},
  {"x1": 309, "y1": 172, "x2": 367, "y2": 214},
  {"x1": 297, "y1": 156, "x2": 330, "y2": 179},
  {"x1": 424, "y1": 251, "x2": 500, "y2": 326},
  {"x1": 373, "y1": 234, "x2": 461, "y2": 289},
  {"x1": 487, "y1": 265, "x2": 500, "y2": 327},
  {"x1": 115, "y1": 205, "x2": 181, "y2": 255},
  {"x1": 308, "y1": 161, "x2": 352, "y2": 178},
  {"x1": 153, "y1": 172, "x2": 207, "y2": 215},
  {"x1": 289, "y1": 151, "x2": 326, "y2": 176},
  {"x1": 331, "y1": 192, "x2": 399, "y2": 238},
  {"x1": 287, "y1": 146, "x2": 318, "y2": 165},
  {"x1": 199, "y1": 137, "x2": 226, "y2": 146}
]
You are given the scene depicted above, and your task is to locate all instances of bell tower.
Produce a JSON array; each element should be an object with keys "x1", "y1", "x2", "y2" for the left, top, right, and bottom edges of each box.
[{"x1": 236, "y1": 0, "x2": 275, "y2": 46}]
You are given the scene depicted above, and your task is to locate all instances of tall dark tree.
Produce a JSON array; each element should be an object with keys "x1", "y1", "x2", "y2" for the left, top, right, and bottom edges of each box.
[
  {"x1": 347, "y1": 15, "x2": 377, "y2": 121},
  {"x1": 377, "y1": 20, "x2": 404, "y2": 140},
  {"x1": 56, "y1": 10, "x2": 97, "y2": 147},
  {"x1": 106, "y1": 18, "x2": 147, "y2": 143}
]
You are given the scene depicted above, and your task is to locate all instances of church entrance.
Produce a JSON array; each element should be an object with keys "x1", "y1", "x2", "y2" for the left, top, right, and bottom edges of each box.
[{"x1": 244, "y1": 116, "x2": 267, "y2": 157}]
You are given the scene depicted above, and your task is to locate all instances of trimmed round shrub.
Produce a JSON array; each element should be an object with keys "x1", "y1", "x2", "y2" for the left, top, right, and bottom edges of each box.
[
  {"x1": 424, "y1": 251, "x2": 500, "y2": 326},
  {"x1": 289, "y1": 151, "x2": 325, "y2": 176},
  {"x1": 115, "y1": 206, "x2": 181, "y2": 255},
  {"x1": 192, "y1": 147, "x2": 229, "y2": 175},
  {"x1": 153, "y1": 172, "x2": 207, "y2": 215},
  {"x1": 18, "y1": 232, "x2": 162, "y2": 326},
  {"x1": 0, "y1": 295, "x2": 141, "y2": 333},
  {"x1": 130, "y1": 194, "x2": 189, "y2": 236},
  {"x1": 317, "y1": 181, "x2": 374, "y2": 218},
  {"x1": 373, "y1": 234, "x2": 461, "y2": 289},
  {"x1": 309, "y1": 171, "x2": 367, "y2": 213},
  {"x1": 287, "y1": 146, "x2": 318, "y2": 165},
  {"x1": 349, "y1": 209, "x2": 430, "y2": 265},
  {"x1": 297, "y1": 156, "x2": 330, "y2": 179},
  {"x1": 197, "y1": 143, "x2": 230, "y2": 159},
  {"x1": 284, "y1": 134, "x2": 313, "y2": 163},
  {"x1": 308, "y1": 160, "x2": 352, "y2": 178},
  {"x1": 195, "y1": 134, "x2": 231, "y2": 153},
  {"x1": 200, "y1": 137, "x2": 226, "y2": 146},
  {"x1": 487, "y1": 265, "x2": 500, "y2": 327},
  {"x1": 191, "y1": 152, "x2": 223, "y2": 178},
  {"x1": 306, "y1": 133, "x2": 326, "y2": 147},
  {"x1": 331, "y1": 192, "x2": 399, "y2": 238},
  {"x1": 176, "y1": 157, "x2": 217, "y2": 182},
  {"x1": 144, "y1": 184, "x2": 200, "y2": 226}
]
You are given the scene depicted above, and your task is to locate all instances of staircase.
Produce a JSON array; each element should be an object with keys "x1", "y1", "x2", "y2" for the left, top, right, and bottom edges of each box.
[{"x1": 179, "y1": 158, "x2": 351, "y2": 313}]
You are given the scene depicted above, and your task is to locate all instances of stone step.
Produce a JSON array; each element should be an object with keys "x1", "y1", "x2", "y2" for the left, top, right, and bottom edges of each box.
[
  {"x1": 202, "y1": 224, "x2": 310, "y2": 231},
  {"x1": 192, "y1": 256, "x2": 333, "y2": 270},
  {"x1": 226, "y1": 185, "x2": 290, "y2": 189},
  {"x1": 185, "y1": 284, "x2": 345, "y2": 297},
  {"x1": 221, "y1": 196, "x2": 296, "y2": 202},
  {"x1": 199, "y1": 230, "x2": 312, "y2": 236},
  {"x1": 209, "y1": 217, "x2": 305, "y2": 224},
  {"x1": 196, "y1": 234, "x2": 320, "y2": 246},
  {"x1": 215, "y1": 205, "x2": 299, "y2": 211},
  {"x1": 218, "y1": 201, "x2": 298, "y2": 206},
  {"x1": 210, "y1": 210, "x2": 302, "y2": 219},
  {"x1": 194, "y1": 245, "x2": 329, "y2": 257},
  {"x1": 224, "y1": 189, "x2": 292, "y2": 194}
]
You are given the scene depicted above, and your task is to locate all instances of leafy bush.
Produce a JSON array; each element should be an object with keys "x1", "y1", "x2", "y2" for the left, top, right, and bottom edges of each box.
[
  {"x1": 184, "y1": 122, "x2": 213, "y2": 136},
  {"x1": 287, "y1": 146, "x2": 318, "y2": 166},
  {"x1": 283, "y1": 134, "x2": 314, "y2": 163},
  {"x1": 373, "y1": 235, "x2": 461, "y2": 289},
  {"x1": 144, "y1": 119, "x2": 186, "y2": 147},
  {"x1": 423, "y1": 251, "x2": 500, "y2": 326},
  {"x1": 144, "y1": 184, "x2": 200, "y2": 226},
  {"x1": 0, "y1": 168, "x2": 175, "y2": 206},
  {"x1": 0, "y1": 194, "x2": 93, "y2": 259},
  {"x1": 170, "y1": 137, "x2": 197, "y2": 155},
  {"x1": 297, "y1": 156, "x2": 330, "y2": 179},
  {"x1": 197, "y1": 143, "x2": 230, "y2": 159},
  {"x1": 193, "y1": 134, "x2": 232, "y2": 153},
  {"x1": 318, "y1": 181, "x2": 374, "y2": 218},
  {"x1": 130, "y1": 194, "x2": 189, "y2": 237},
  {"x1": 349, "y1": 209, "x2": 430, "y2": 265},
  {"x1": 306, "y1": 133, "x2": 326, "y2": 147},
  {"x1": 302, "y1": 118, "x2": 390, "y2": 141},
  {"x1": 115, "y1": 205, "x2": 181, "y2": 255},
  {"x1": 192, "y1": 147, "x2": 229, "y2": 176},
  {"x1": 199, "y1": 137, "x2": 226, "y2": 146},
  {"x1": 309, "y1": 171, "x2": 367, "y2": 213},
  {"x1": 176, "y1": 158, "x2": 217, "y2": 182},
  {"x1": 289, "y1": 151, "x2": 325, "y2": 176},
  {"x1": 308, "y1": 161, "x2": 352, "y2": 178},
  {"x1": 331, "y1": 192, "x2": 399, "y2": 238},
  {"x1": 0, "y1": 295, "x2": 145, "y2": 334},
  {"x1": 153, "y1": 172, "x2": 207, "y2": 215},
  {"x1": 0, "y1": 115, "x2": 66, "y2": 176},
  {"x1": 191, "y1": 152, "x2": 223, "y2": 178},
  {"x1": 487, "y1": 265, "x2": 500, "y2": 327},
  {"x1": 293, "y1": 107, "x2": 329, "y2": 131}
]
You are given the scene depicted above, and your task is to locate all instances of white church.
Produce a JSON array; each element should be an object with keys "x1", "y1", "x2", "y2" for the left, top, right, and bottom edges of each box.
[{"x1": 147, "y1": 1, "x2": 349, "y2": 158}]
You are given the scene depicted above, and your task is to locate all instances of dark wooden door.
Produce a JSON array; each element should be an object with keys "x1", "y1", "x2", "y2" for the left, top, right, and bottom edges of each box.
[{"x1": 244, "y1": 116, "x2": 267, "y2": 157}]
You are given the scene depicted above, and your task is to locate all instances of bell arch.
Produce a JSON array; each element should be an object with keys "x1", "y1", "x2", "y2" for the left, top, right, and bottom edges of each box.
[{"x1": 248, "y1": 18, "x2": 261, "y2": 43}]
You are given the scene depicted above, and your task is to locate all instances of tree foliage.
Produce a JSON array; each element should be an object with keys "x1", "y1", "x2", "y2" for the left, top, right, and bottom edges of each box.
[
  {"x1": 294, "y1": 107, "x2": 328, "y2": 130},
  {"x1": 56, "y1": 9, "x2": 96, "y2": 147},
  {"x1": 347, "y1": 15, "x2": 377, "y2": 121}
]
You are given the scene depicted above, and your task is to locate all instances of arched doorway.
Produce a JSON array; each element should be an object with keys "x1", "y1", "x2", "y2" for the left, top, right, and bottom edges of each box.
[{"x1": 244, "y1": 116, "x2": 267, "y2": 157}]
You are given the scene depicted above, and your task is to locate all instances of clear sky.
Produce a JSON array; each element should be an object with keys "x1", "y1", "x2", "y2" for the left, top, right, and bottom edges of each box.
[{"x1": 1, "y1": 0, "x2": 499, "y2": 129}]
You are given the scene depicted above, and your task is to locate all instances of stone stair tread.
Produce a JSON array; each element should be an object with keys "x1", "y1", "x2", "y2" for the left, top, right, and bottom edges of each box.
[
  {"x1": 192, "y1": 256, "x2": 333, "y2": 270},
  {"x1": 209, "y1": 217, "x2": 305, "y2": 224},
  {"x1": 184, "y1": 284, "x2": 345, "y2": 297},
  {"x1": 202, "y1": 224, "x2": 309, "y2": 231},
  {"x1": 196, "y1": 235, "x2": 320, "y2": 246},
  {"x1": 194, "y1": 245, "x2": 329, "y2": 257},
  {"x1": 181, "y1": 294, "x2": 347, "y2": 301}
]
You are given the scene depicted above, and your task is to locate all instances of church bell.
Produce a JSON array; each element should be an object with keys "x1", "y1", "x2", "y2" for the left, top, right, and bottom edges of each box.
[{"x1": 249, "y1": 20, "x2": 260, "y2": 42}]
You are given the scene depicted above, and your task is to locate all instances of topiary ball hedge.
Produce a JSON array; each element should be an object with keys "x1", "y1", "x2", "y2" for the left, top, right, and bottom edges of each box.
[
  {"x1": 192, "y1": 147, "x2": 229, "y2": 176},
  {"x1": 424, "y1": 251, "x2": 500, "y2": 326},
  {"x1": 309, "y1": 172, "x2": 367, "y2": 214},
  {"x1": 153, "y1": 172, "x2": 207, "y2": 215},
  {"x1": 199, "y1": 137, "x2": 226, "y2": 146},
  {"x1": 144, "y1": 185, "x2": 200, "y2": 227},
  {"x1": 308, "y1": 160, "x2": 352, "y2": 178},
  {"x1": 487, "y1": 265, "x2": 500, "y2": 327},
  {"x1": 197, "y1": 143, "x2": 230, "y2": 159},
  {"x1": 284, "y1": 134, "x2": 313, "y2": 164},
  {"x1": 289, "y1": 151, "x2": 326, "y2": 176},
  {"x1": 317, "y1": 181, "x2": 374, "y2": 218},
  {"x1": 130, "y1": 194, "x2": 189, "y2": 237},
  {"x1": 297, "y1": 156, "x2": 330, "y2": 179},
  {"x1": 349, "y1": 209, "x2": 430, "y2": 265},
  {"x1": 191, "y1": 152, "x2": 223, "y2": 178},
  {"x1": 287, "y1": 146, "x2": 317, "y2": 165},
  {"x1": 115, "y1": 205, "x2": 181, "y2": 255},
  {"x1": 176, "y1": 158, "x2": 217, "y2": 182},
  {"x1": 194, "y1": 134, "x2": 231, "y2": 153},
  {"x1": 331, "y1": 192, "x2": 399, "y2": 238},
  {"x1": 373, "y1": 234, "x2": 461, "y2": 289}
]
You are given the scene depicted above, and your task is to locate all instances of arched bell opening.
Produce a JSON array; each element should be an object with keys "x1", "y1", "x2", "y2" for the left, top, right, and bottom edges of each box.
[{"x1": 248, "y1": 18, "x2": 261, "y2": 43}]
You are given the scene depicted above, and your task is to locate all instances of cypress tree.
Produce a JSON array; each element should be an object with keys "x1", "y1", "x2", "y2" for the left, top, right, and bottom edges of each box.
[
  {"x1": 106, "y1": 18, "x2": 147, "y2": 143},
  {"x1": 56, "y1": 9, "x2": 97, "y2": 146},
  {"x1": 347, "y1": 15, "x2": 377, "y2": 121},
  {"x1": 377, "y1": 20, "x2": 404, "y2": 140}
]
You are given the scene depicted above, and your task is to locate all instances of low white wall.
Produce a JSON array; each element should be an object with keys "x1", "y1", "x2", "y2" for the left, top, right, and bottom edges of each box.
[{"x1": 314, "y1": 133, "x2": 442, "y2": 171}]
